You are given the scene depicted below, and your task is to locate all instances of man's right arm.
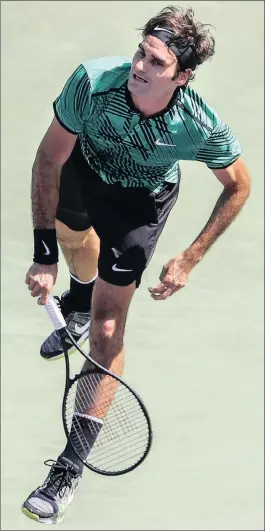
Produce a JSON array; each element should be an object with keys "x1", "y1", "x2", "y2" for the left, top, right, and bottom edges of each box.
[
  {"x1": 25, "y1": 117, "x2": 77, "y2": 304},
  {"x1": 32, "y1": 116, "x2": 77, "y2": 230},
  {"x1": 26, "y1": 63, "x2": 91, "y2": 303}
]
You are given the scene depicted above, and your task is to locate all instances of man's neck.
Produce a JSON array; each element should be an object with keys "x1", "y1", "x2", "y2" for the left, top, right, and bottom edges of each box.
[{"x1": 131, "y1": 89, "x2": 177, "y2": 119}]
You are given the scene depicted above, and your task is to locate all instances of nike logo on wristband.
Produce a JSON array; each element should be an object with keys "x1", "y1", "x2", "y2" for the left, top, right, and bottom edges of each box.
[{"x1": 41, "y1": 240, "x2": 51, "y2": 256}]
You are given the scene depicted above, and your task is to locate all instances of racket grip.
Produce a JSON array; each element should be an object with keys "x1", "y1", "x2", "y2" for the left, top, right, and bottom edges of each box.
[{"x1": 45, "y1": 294, "x2": 67, "y2": 330}]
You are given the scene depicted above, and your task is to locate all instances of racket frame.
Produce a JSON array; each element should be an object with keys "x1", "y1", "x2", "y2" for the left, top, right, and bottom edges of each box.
[{"x1": 46, "y1": 297, "x2": 153, "y2": 476}]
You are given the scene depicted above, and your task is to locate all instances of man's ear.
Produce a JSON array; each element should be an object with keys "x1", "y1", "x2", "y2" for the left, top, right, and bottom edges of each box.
[{"x1": 174, "y1": 68, "x2": 193, "y2": 87}]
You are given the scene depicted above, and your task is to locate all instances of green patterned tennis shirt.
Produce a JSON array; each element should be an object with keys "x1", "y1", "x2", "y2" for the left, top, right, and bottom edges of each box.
[{"x1": 54, "y1": 56, "x2": 241, "y2": 192}]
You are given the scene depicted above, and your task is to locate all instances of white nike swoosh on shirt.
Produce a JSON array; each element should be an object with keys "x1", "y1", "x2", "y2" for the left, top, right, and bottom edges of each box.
[
  {"x1": 231, "y1": 146, "x2": 239, "y2": 154},
  {"x1": 112, "y1": 264, "x2": 133, "y2": 273},
  {"x1": 74, "y1": 321, "x2": 90, "y2": 335},
  {"x1": 42, "y1": 240, "x2": 51, "y2": 256},
  {"x1": 155, "y1": 139, "x2": 175, "y2": 147}
]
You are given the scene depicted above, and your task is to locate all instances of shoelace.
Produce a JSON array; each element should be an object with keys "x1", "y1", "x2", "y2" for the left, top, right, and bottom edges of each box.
[
  {"x1": 39, "y1": 460, "x2": 78, "y2": 499},
  {"x1": 54, "y1": 296, "x2": 75, "y2": 328},
  {"x1": 53, "y1": 296, "x2": 78, "y2": 327},
  {"x1": 54, "y1": 295, "x2": 63, "y2": 314},
  {"x1": 53, "y1": 295, "x2": 90, "y2": 342}
]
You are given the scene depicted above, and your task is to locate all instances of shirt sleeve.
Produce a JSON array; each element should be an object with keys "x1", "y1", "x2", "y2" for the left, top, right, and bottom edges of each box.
[
  {"x1": 195, "y1": 118, "x2": 242, "y2": 169},
  {"x1": 53, "y1": 64, "x2": 91, "y2": 134}
]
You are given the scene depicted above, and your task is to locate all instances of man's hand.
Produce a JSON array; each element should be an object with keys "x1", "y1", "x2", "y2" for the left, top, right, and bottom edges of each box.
[
  {"x1": 25, "y1": 263, "x2": 58, "y2": 305},
  {"x1": 148, "y1": 253, "x2": 193, "y2": 300}
]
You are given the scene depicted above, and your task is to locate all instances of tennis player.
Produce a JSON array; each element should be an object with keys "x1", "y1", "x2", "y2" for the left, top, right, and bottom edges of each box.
[{"x1": 23, "y1": 5, "x2": 251, "y2": 524}]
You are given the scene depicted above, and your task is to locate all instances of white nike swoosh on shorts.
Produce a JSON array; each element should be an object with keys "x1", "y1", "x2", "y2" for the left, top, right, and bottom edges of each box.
[{"x1": 112, "y1": 264, "x2": 133, "y2": 273}]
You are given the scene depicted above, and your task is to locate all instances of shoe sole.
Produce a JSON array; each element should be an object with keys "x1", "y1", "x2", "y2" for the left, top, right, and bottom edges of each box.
[
  {"x1": 41, "y1": 337, "x2": 89, "y2": 362},
  {"x1": 21, "y1": 482, "x2": 79, "y2": 525},
  {"x1": 21, "y1": 506, "x2": 64, "y2": 525}
]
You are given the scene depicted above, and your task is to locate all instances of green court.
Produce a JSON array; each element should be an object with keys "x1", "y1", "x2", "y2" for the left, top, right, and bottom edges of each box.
[{"x1": 1, "y1": 1, "x2": 264, "y2": 529}]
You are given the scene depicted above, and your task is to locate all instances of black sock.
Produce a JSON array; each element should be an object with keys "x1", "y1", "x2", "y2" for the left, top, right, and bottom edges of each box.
[
  {"x1": 58, "y1": 442, "x2": 84, "y2": 474},
  {"x1": 69, "y1": 273, "x2": 97, "y2": 312},
  {"x1": 58, "y1": 414, "x2": 103, "y2": 474}
]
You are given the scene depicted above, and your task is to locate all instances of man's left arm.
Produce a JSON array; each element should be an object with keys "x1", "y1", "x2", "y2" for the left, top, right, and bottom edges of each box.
[
  {"x1": 149, "y1": 157, "x2": 251, "y2": 300},
  {"x1": 184, "y1": 157, "x2": 251, "y2": 266}
]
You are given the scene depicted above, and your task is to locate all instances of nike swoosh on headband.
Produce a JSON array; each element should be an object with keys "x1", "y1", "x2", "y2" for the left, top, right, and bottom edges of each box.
[
  {"x1": 150, "y1": 26, "x2": 198, "y2": 70},
  {"x1": 153, "y1": 25, "x2": 174, "y2": 34}
]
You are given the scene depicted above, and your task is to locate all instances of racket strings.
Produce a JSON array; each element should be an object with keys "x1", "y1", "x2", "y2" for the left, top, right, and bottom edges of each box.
[
  {"x1": 64, "y1": 371, "x2": 150, "y2": 473},
  {"x1": 67, "y1": 376, "x2": 145, "y2": 439}
]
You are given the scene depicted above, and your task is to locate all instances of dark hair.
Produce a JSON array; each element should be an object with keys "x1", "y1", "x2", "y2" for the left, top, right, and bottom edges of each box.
[{"x1": 140, "y1": 5, "x2": 215, "y2": 80}]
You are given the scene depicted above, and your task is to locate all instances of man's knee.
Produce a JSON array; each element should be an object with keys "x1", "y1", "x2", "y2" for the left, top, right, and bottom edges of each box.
[
  {"x1": 55, "y1": 219, "x2": 95, "y2": 250},
  {"x1": 90, "y1": 314, "x2": 124, "y2": 355},
  {"x1": 90, "y1": 304, "x2": 128, "y2": 357}
]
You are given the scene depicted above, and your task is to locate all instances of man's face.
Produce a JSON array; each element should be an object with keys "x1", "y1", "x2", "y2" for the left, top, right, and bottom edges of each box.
[{"x1": 128, "y1": 35, "x2": 185, "y2": 98}]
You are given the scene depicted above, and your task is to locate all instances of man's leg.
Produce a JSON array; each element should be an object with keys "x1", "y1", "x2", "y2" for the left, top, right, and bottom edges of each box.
[
  {"x1": 40, "y1": 221, "x2": 100, "y2": 361},
  {"x1": 56, "y1": 220, "x2": 99, "y2": 282},
  {"x1": 22, "y1": 279, "x2": 136, "y2": 524},
  {"x1": 59, "y1": 277, "x2": 136, "y2": 467},
  {"x1": 90, "y1": 277, "x2": 135, "y2": 371},
  {"x1": 56, "y1": 220, "x2": 99, "y2": 311}
]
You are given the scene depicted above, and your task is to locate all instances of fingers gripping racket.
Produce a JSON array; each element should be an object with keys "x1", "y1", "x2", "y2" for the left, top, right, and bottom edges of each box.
[{"x1": 45, "y1": 295, "x2": 152, "y2": 476}]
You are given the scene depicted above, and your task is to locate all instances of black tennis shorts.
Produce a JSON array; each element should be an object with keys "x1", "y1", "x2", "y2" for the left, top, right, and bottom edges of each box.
[{"x1": 56, "y1": 140, "x2": 180, "y2": 288}]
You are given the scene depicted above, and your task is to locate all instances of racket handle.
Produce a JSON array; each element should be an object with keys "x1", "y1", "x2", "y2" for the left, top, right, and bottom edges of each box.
[{"x1": 45, "y1": 294, "x2": 67, "y2": 330}]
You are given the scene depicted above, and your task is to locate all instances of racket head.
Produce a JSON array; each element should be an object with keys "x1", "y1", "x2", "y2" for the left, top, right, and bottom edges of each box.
[
  {"x1": 45, "y1": 295, "x2": 153, "y2": 475},
  {"x1": 62, "y1": 366, "x2": 152, "y2": 476}
]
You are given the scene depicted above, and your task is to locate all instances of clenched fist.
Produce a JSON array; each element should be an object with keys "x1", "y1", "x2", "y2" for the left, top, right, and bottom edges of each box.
[{"x1": 25, "y1": 263, "x2": 58, "y2": 305}]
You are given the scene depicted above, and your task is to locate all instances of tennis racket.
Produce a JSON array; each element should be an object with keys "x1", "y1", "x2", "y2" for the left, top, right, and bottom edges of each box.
[{"x1": 45, "y1": 295, "x2": 152, "y2": 476}]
